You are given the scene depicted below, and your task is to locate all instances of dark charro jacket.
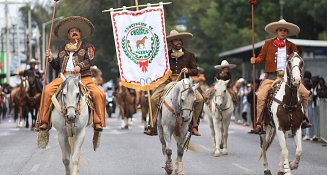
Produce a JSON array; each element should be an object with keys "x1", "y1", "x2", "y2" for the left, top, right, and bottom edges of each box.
[
  {"x1": 169, "y1": 48, "x2": 198, "y2": 77},
  {"x1": 50, "y1": 41, "x2": 94, "y2": 77},
  {"x1": 254, "y1": 38, "x2": 297, "y2": 73},
  {"x1": 23, "y1": 68, "x2": 43, "y2": 92}
]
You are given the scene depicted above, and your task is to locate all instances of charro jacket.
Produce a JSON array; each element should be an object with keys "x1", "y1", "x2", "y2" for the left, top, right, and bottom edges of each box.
[
  {"x1": 169, "y1": 48, "x2": 198, "y2": 77},
  {"x1": 50, "y1": 41, "x2": 95, "y2": 77},
  {"x1": 254, "y1": 38, "x2": 298, "y2": 73}
]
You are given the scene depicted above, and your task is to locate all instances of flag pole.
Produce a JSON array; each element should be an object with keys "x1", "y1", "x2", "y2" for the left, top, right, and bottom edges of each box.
[
  {"x1": 102, "y1": 2, "x2": 172, "y2": 13},
  {"x1": 248, "y1": 0, "x2": 257, "y2": 129},
  {"x1": 133, "y1": 0, "x2": 154, "y2": 128},
  {"x1": 36, "y1": 0, "x2": 59, "y2": 130}
]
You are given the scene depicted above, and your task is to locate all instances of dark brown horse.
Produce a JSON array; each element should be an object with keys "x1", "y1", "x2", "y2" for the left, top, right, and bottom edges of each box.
[
  {"x1": 139, "y1": 91, "x2": 150, "y2": 130},
  {"x1": 25, "y1": 71, "x2": 41, "y2": 129}
]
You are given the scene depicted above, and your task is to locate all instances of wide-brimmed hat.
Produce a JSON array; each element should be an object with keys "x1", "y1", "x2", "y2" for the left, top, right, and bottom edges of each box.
[
  {"x1": 27, "y1": 59, "x2": 40, "y2": 65},
  {"x1": 54, "y1": 16, "x2": 95, "y2": 40},
  {"x1": 197, "y1": 66, "x2": 204, "y2": 73},
  {"x1": 167, "y1": 30, "x2": 193, "y2": 43},
  {"x1": 265, "y1": 19, "x2": 300, "y2": 36},
  {"x1": 90, "y1": 65, "x2": 102, "y2": 76},
  {"x1": 214, "y1": 60, "x2": 236, "y2": 69}
]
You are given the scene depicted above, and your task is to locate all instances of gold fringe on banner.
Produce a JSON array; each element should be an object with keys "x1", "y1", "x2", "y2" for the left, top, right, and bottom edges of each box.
[{"x1": 120, "y1": 70, "x2": 172, "y2": 91}]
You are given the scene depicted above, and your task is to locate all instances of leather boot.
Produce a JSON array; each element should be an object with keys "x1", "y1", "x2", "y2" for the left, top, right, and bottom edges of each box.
[
  {"x1": 144, "y1": 127, "x2": 157, "y2": 136},
  {"x1": 301, "y1": 95, "x2": 312, "y2": 129},
  {"x1": 250, "y1": 101, "x2": 265, "y2": 134},
  {"x1": 192, "y1": 127, "x2": 201, "y2": 136}
]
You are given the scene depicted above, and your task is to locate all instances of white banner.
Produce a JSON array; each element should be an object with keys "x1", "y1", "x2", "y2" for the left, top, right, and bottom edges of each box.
[{"x1": 111, "y1": 6, "x2": 171, "y2": 90}]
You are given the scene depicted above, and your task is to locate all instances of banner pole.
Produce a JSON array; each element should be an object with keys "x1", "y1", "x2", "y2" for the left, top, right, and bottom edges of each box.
[{"x1": 248, "y1": 0, "x2": 257, "y2": 129}]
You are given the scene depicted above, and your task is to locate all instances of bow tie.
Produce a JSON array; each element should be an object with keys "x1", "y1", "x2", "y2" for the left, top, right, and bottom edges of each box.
[
  {"x1": 171, "y1": 50, "x2": 184, "y2": 58},
  {"x1": 273, "y1": 39, "x2": 285, "y2": 48},
  {"x1": 65, "y1": 43, "x2": 78, "y2": 52}
]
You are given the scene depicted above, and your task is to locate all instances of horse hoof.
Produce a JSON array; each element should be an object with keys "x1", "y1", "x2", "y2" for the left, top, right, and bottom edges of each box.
[
  {"x1": 277, "y1": 172, "x2": 285, "y2": 175},
  {"x1": 289, "y1": 161, "x2": 298, "y2": 170},
  {"x1": 213, "y1": 151, "x2": 220, "y2": 157},
  {"x1": 222, "y1": 149, "x2": 228, "y2": 155},
  {"x1": 264, "y1": 169, "x2": 272, "y2": 175}
]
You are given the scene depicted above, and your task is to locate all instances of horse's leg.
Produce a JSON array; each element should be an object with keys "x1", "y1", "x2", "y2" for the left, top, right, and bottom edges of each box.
[
  {"x1": 163, "y1": 125, "x2": 173, "y2": 175},
  {"x1": 222, "y1": 115, "x2": 231, "y2": 155},
  {"x1": 157, "y1": 113, "x2": 166, "y2": 155},
  {"x1": 72, "y1": 129, "x2": 86, "y2": 175},
  {"x1": 276, "y1": 130, "x2": 291, "y2": 175},
  {"x1": 207, "y1": 112, "x2": 216, "y2": 153},
  {"x1": 213, "y1": 114, "x2": 222, "y2": 157},
  {"x1": 289, "y1": 128, "x2": 302, "y2": 170},
  {"x1": 58, "y1": 132, "x2": 72, "y2": 175},
  {"x1": 261, "y1": 126, "x2": 273, "y2": 175},
  {"x1": 175, "y1": 126, "x2": 188, "y2": 175}
]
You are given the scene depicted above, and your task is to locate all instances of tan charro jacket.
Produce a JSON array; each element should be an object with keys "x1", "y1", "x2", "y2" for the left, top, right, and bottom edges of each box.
[{"x1": 254, "y1": 38, "x2": 298, "y2": 73}]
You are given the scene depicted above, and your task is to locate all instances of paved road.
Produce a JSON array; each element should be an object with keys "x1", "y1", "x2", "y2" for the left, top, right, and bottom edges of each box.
[{"x1": 0, "y1": 112, "x2": 326, "y2": 175}]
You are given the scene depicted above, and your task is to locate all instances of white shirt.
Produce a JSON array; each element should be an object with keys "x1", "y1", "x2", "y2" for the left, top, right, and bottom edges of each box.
[
  {"x1": 276, "y1": 46, "x2": 287, "y2": 71},
  {"x1": 65, "y1": 43, "x2": 77, "y2": 71}
]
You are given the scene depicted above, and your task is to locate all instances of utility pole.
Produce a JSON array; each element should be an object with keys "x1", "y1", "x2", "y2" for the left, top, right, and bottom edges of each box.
[{"x1": 0, "y1": 0, "x2": 27, "y2": 83}]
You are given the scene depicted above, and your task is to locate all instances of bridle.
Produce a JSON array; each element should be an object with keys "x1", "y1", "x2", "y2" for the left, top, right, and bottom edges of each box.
[
  {"x1": 60, "y1": 78, "x2": 82, "y2": 124},
  {"x1": 286, "y1": 54, "x2": 303, "y2": 89},
  {"x1": 214, "y1": 88, "x2": 230, "y2": 112}
]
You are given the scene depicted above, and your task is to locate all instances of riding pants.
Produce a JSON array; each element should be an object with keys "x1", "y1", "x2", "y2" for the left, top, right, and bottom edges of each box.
[{"x1": 38, "y1": 76, "x2": 106, "y2": 128}]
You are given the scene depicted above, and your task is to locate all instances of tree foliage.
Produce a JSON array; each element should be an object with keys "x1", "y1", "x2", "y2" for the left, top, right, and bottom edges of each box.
[{"x1": 19, "y1": 0, "x2": 327, "y2": 83}]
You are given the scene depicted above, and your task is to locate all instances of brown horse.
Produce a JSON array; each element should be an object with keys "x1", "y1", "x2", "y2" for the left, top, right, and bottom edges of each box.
[
  {"x1": 139, "y1": 91, "x2": 150, "y2": 130},
  {"x1": 114, "y1": 85, "x2": 135, "y2": 129},
  {"x1": 12, "y1": 77, "x2": 29, "y2": 127},
  {"x1": 25, "y1": 72, "x2": 41, "y2": 129},
  {"x1": 136, "y1": 36, "x2": 148, "y2": 49}
]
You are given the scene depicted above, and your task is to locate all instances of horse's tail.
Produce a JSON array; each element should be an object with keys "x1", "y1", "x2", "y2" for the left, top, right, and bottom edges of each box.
[
  {"x1": 173, "y1": 132, "x2": 198, "y2": 152},
  {"x1": 259, "y1": 124, "x2": 276, "y2": 160}
]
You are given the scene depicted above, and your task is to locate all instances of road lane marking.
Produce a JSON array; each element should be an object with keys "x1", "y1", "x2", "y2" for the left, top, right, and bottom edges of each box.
[
  {"x1": 199, "y1": 145, "x2": 211, "y2": 152},
  {"x1": 232, "y1": 163, "x2": 250, "y2": 172},
  {"x1": 30, "y1": 164, "x2": 40, "y2": 172}
]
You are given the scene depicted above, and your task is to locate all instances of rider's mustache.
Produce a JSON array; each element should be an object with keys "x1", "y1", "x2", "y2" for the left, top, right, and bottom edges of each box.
[{"x1": 72, "y1": 33, "x2": 78, "y2": 37}]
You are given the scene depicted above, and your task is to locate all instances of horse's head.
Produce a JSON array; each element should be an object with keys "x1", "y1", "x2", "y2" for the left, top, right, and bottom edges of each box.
[
  {"x1": 20, "y1": 77, "x2": 29, "y2": 92},
  {"x1": 213, "y1": 78, "x2": 230, "y2": 109},
  {"x1": 286, "y1": 52, "x2": 304, "y2": 87},
  {"x1": 60, "y1": 74, "x2": 81, "y2": 122},
  {"x1": 178, "y1": 78, "x2": 198, "y2": 122}
]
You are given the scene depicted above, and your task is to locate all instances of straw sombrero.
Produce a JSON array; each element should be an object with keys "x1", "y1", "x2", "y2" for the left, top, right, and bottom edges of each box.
[
  {"x1": 197, "y1": 66, "x2": 204, "y2": 73},
  {"x1": 214, "y1": 60, "x2": 236, "y2": 69},
  {"x1": 27, "y1": 59, "x2": 40, "y2": 65},
  {"x1": 90, "y1": 65, "x2": 102, "y2": 76},
  {"x1": 265, "y1": 19, "x2": 300, "y2": 36},
  {"x1": 167, "y1": 30, "x2": 193, "y2": 43},
  {"x1": 54, "y1": 16, "x2": 95, "y2": 40}
]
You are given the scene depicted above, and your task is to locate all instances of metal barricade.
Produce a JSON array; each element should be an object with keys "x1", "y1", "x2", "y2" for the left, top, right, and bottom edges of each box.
[{"x1": 320, "y1": 98, "x2": 327, "y2": 143}]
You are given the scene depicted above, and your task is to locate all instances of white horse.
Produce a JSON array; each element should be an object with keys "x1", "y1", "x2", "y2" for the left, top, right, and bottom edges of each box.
[
  {"x1": 157, "y1": 78, "x2": 198, "y2": 175},
  {"x1": 260, "y1": 53, "x2": 305, "y2": 175},
  {"x1": 51, "y1": 74, "x2": 90, "y2": 175},
  {"x1": 204, "y1": 79, "x2": 234, "y2": 157}
]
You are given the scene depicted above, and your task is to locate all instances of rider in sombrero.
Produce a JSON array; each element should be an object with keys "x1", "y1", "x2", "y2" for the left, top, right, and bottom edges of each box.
[
  {"x1": 19, "y1": 58, "x2": 43, "y2": 92},
  {"x1": 204, "y1": 60, "x2": 238, "y2": 105},
  {"x1": 36, "y1": 16, "x2": 106, "y2": 132},
  {"x1": 250, "y1": 19, "x2": 312, "y2": 134},
  {"x1": 144, "y1": 30, "x2": 204, "y2": 136}
]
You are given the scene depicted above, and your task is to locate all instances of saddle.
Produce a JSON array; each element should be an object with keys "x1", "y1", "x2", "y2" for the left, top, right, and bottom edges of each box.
[{"x1": 49, "y1": 82, "x2": 95, "y2": 126}]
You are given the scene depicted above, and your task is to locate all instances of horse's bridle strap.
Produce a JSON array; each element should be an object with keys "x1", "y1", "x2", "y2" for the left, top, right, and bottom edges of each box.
[{"x1": 162, "y1": 98, "x2": 179, "y2": 117}]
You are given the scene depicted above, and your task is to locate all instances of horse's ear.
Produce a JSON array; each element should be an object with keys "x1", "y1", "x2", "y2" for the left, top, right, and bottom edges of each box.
[
  {"x1": 60, "y1": 73, "x2": 66, "y2": 82},
  {"x1": 192, "y1": 83, "x2": 199, "y2": 91},
  {"x1": 214, "y1": 77, "x2": 219, "y2": 83},
  {"x1": 225, "y1": 79, "x2": 230, "y2": 85}
]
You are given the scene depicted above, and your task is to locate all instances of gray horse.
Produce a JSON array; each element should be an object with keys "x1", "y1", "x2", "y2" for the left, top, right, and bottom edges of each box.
[
  {"x1": 157, "y1": 78, "x2": 198, "y2": 175},
  {"x1": 204, "y1": 79, "x2": 234, "y2": 157},
  {"x1": 51, "y1": 74, "x2": 90, "y2": 175}
]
